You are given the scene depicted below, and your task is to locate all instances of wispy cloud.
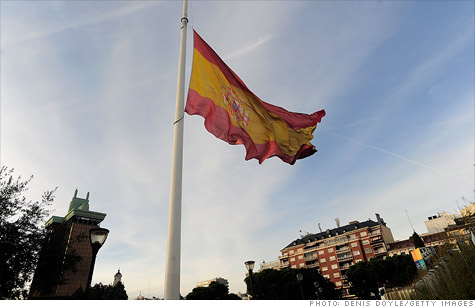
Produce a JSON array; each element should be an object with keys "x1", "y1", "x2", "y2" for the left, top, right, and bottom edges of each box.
[
  {"x1": 223, "y1": 34, "x2": 272, "y2": 60},
  {"x1": 319, "y1": 129, "x2": 440, "y2": 172},
  {"x1": 2, "y1": 1, "x2": 159, "y2": 47}
]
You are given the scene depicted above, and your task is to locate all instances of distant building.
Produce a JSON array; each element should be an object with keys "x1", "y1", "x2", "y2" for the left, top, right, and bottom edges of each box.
[
  {"x1": 445, "y1": 224, "x2": 474, "y2": 243},
  {"x1": 259, "y1": 260, "x2": 281, "y2": 271},
  {"x1": 196, "y1": 277, "x2": 229, "y2": 288},
  {"x1": 460, "y1": 203, "x2": 475, "y2": 218},
  {"x1": 113, "y1": 269, "x2": 123, "y2": 286},
  {"x1": 387, "y1": 232, "x2": 447, "y2": 257},
  {"x1": 279, "y1": 213, "x2": 394, "y2": 297},
  {"x1": 29, "y1": 190, "x2": 107, "y2": 297},
  {"x1": 424, "y1": 211, "x2": 458, "y2": 234}
]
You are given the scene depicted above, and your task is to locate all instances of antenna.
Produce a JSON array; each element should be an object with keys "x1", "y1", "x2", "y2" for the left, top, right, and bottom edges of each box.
[
  {"x1": 335, "y1": 218, "x2": 340, "y2": 228},
  {"x1": 318, "y1": 223, "x2": 322, "y2": 233},
  {"x1": 405, "y1": 209, "x2": 415, "y2": 232}
]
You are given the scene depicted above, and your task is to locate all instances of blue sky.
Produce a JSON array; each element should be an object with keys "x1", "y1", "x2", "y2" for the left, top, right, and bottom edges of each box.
[{"x1": 1, "y1": 0, "x2": 473, "y2": 299}]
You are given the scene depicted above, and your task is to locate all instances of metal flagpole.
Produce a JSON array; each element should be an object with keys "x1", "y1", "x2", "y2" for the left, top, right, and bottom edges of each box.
[{"x1": 164, "y1": 0, "x2": 188, "y2": 300}]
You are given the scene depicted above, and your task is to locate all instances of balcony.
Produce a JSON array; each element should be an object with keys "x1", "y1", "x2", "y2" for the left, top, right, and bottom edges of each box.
[
  {"x1": 337, "y1": 255, "x2": 353, "y2": 262},
  {"x1": 339, "y1": 264, "x2": 350, "y2": 270},
  {"x1": 280, "y1": 262, "x2": 289, "y2": 268},
  {"x1": 278, "y1": 254, "x2": 289, "y2": 260},
  {"x1": 374, "y1": 247, "x2": 387, "y2": 255},
  {"x1": 370, "y1": 235, "x2": 383, "y2": 244},
  {"x1": 369, "y1": 230, "x2": 381, "y2": 236},
  {"x1": 305, "y1": 254, "x2": 318, "y2": 261},
  {"x1": 307, "y1": 262, "x2": 319, "y2": 268},
  {"x1": 336, "y1": 246, "x2": 350, "y2": 254}
]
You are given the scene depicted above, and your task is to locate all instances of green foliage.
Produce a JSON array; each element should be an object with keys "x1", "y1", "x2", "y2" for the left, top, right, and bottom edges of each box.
[
  {"x1": 87, "y1": 282, "x2": 128, "y2": 300},
  {"x1": 0, "y1": 166, "x2": 56, "y2": 299},
  {"x1": 185, "y1": 281, "x2": 240, "y2": 300},
  {"x1": 244, "y1": 268, "x2": 340, "y2": 300},
  {"x1": 412, "y1": 232, "x2": 425, "y2": 248},
  {"x1": 346, "y1": 254, "x2": 417, "y2": 299}
]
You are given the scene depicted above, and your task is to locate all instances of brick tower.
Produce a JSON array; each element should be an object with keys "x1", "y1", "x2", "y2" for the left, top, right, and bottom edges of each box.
[{"x1": 29, "y1": 190, "x2": 107, "y2": 297}]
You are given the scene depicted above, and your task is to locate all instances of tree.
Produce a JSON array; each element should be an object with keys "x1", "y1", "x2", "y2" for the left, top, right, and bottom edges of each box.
[
  {"x1": 86, "y1": 282, "x2": 128, "y2": 300},
  {"x1": 412, "y1": 232, "x2": 425, "y2": 248},
  {"x1": 346, "y1": 254, "x2": 417, "y2": 299},
  {"x1": 244, "y1": 268, "x2": 340, "y2": 300},
  {"x1": 0, "y1": 166, "x2": 56, "y2": 299},
  {"x1": 186, "y1": 282, "x2": 241, "y2": 300}
]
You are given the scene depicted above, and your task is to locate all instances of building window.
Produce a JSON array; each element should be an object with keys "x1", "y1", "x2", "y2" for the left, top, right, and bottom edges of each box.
[
  {"x1": 291, "y1": 265, "x2": 297, "y2": 268},
  {"x1": 298, "y1": 255, "x2": 303, "y2": 260},
  {"x1": 289, "y1": 250, "x2": 294, "y2": 255},
  {"x1": 351, "y1": 242, "x2": 358, "y2": 247},
  {"x1": 320, "y1": 258, "x2": 326, "y2": 263},
  {"x1": 323, "y1": 274, "x2": 330, "y2": 279},
  {"x1": 322, "y1": 266, "x2": 328, "y2": 271},
  {"x1": 360, "y1": 231, "x2": 367, "y2": 237},
  {"x1": 363, "y1": 240, "x2": 370, "y2": 245},
  {"x1": 327, "y1": 248, "x2": 334, "y2": 253},
  {"x1": 365, "y1": 248, "x2": 372, "y2": 254},
  {"x1": 335, "y1": 281, "x2": 342, "y2": 287},
  {"x1": 355, "y1": 259, "x2": 363, "y2": 263},
  {"x1": 318, "y1": 250, "x2": 324, "y2": 255},
  {"x1": 333, "y1": 273, "x2": 340, "y2": 278},
  {"x1": 299, "y1": 263, "x2": 305, "y2": 268},
  {"x1": 329, "y1": 256, "x2": 336, "y2": 261},
  {"x1": 290, "y1": 257, "x2": 295, "y2": 262},
  {"x1": 331, "y1": 264, "x2": 338, "y2": 269},
  {"x1": 298, "y1": 248, "x2": 303, "y2": 252},
  {"x1": 353, "y1": 251, "x2": 360, "y2": 256}
]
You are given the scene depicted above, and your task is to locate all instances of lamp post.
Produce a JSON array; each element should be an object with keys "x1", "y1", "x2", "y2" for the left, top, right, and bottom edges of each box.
[
  {"x1": 87, "y1": 227, "x2": 109, "y2": 288},
  {"x1": 296, "y1": 273, "x2": 304, "y2": 299},
  {"x1": 244, "y1": 260, "x2": 255, "y2": 299}
]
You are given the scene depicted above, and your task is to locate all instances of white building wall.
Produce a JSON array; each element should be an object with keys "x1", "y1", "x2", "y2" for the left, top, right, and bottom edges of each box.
[{"x1": 424, "y1": 211, "x2": 457, "y2": 234}]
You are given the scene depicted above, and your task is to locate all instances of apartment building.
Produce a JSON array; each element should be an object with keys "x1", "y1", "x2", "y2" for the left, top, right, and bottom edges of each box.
[
  {"x1": 279, "y1": 213, "x2": 394, "y2": 296},
  {"x1": 387, "y1": 232, "x2": 447, "y2": 257},
  {"x1": 196, "y1": 277, "x2": 229, "y2": 288}
]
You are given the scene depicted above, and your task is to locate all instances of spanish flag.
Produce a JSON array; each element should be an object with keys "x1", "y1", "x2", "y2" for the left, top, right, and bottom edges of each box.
[{"x1": 185, "y1": 31, "x2": 326, "y2": 165}]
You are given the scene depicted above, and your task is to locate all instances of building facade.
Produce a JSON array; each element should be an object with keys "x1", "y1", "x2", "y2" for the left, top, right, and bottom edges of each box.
[
  {"x1": 196, "y1": 277, "x2": 229, "y2": 288},
  {"x1": 387, "y1": 232, "x2": 447, "y2": 257},
  {"x1": 279, "y1": 214, "x2": 394, "y2": 296},
  {"x1": 259, "y1": 260, "x2": 282, "y2": 272},
  {"x1": 424, "y1": 211, "x2": 458, "y2": 234},
  {"x1": 29, "y1": 190, "x2": 107, "y2": 297}
]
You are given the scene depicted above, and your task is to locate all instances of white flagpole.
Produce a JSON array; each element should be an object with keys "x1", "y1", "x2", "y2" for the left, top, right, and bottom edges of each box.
[{"x1": 164, "y1": 0, "x2": 188, "y2": 300}]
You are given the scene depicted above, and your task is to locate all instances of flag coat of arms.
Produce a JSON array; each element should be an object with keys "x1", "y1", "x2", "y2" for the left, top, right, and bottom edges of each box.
[{"x1": 185, "y1": 30, "x2": 326, "y2": 165}]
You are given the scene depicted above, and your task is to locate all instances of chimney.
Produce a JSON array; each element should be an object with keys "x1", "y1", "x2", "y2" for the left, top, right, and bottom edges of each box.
[
  {"x1": 318, "y1": 223, "x2": 322, "y2": 233},
  {"x1": 376, "y1": 213, "x2": 382, "y2": 224},
  {"x1": 335, "y1": 218, "x2": 340, "y2": 228}
]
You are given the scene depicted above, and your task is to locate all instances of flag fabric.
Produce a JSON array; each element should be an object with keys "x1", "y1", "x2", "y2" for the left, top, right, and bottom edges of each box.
[{"x1": 185, "y1": 30, "x2": 326, "y2": 165}]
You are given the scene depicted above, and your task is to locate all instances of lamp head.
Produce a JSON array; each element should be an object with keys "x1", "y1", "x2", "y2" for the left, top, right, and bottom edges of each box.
[
  {"x1": 90, "y1": 227, "x2": 109, "y2": 246},
  {"x1": 244, "y1": 260, "x2": 255, "y2": 272}
]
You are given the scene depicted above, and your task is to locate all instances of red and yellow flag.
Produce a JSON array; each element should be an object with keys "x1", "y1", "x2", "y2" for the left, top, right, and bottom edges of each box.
[{"x1": 185, "y1": 31, "x2": 326, "y2": 165}]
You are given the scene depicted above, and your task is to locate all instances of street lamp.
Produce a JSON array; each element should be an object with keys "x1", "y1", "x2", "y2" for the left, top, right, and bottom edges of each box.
[
  {"x1": 87, "y1": 227, "x2": 109, "y2": 288},
  {"x1": 244, "y1": 260, "x2": 255, "y2": 299},
  {"x1": 296, "y1": 273, "x2": 304, "y2": 299}
]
